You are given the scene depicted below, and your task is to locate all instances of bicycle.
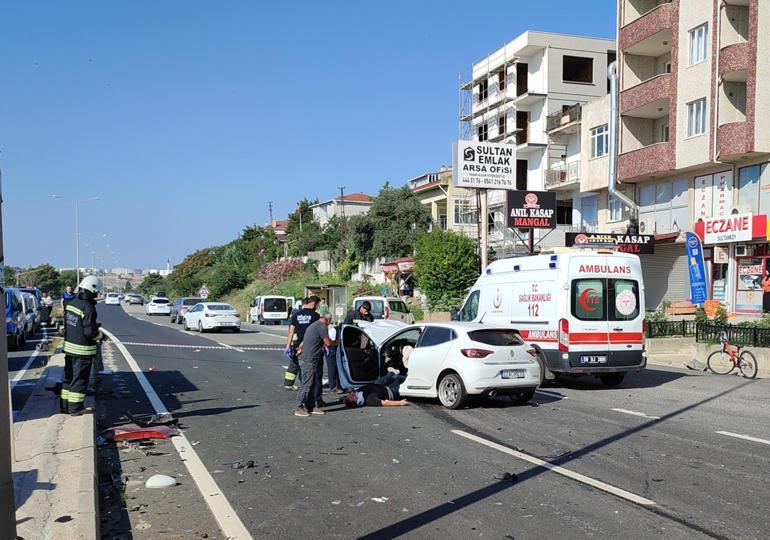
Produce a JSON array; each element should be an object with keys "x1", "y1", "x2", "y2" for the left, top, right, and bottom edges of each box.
[{"x1": 706, "y1": 331, "x2": 758, "y2": 379}]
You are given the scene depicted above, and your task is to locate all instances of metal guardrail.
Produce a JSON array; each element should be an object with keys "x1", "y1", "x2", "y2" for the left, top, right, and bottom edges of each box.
[
  {"x1": 645, "y1": 320, "x2": 697, "y2": 338},
  {"x1": 546, "y1": 104, "x2": 582, "y2": 132},
  {"x1": 696, "y1": 324, "x2": 770, "y2": 347}
]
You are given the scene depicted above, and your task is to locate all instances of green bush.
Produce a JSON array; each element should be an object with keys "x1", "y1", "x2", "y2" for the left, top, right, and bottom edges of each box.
[
  {"x1": 645, "y1": 301, "x2": 670, "y2": 323},
  {"x1": 694, "y1": 307, "x2": 709, "y2": 325},
  {"x1": 414, "y1": 230, "x2": 479, "y2": 312}
]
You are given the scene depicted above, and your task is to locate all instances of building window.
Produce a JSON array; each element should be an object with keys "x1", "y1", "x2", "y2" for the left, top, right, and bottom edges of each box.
[
  {"x1": 556, "y1": 199, "x2": 573, "y2": 226},
  {"x1": 689, "y1": 23, "x2": 709, "y2": 65},
  {"x1": 498, "y1": 71, "x2": 506, "y2": 92},
  {"x1": 687, "y1": 98, "x2": 707, "y2": 136},
  {"x1": 453, "y1": 197, "x2": 477, "y2": 225},
  {"x1": 498, "y1": 115, "x2": 507, "y2": 136},
  {"x1": 660, "y1": 121, "x2": 670, "y2": 143},
  {"x1": 563, "y1": 55, "x2": 594, "y2": 83},
  {"x1": 478, "y1": 80, "x2": 488, "y2": 102},
  {"x1": 608, "y1": 194, "x2": 626, "y2": 222},
  {"x1": 638, "y1": 179, "x2": 689, "y2": 234},
  {"x1": 590, "y1": 124, "x2": 609, "y2": 158},
  {"x1": 477, "y1": 123, "x2": 488, "y2": 142}
]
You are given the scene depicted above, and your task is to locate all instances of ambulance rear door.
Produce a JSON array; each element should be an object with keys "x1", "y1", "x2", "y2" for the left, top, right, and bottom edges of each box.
[{"x1": 568, "y1": 256, "x2": 611, "y2": 368}]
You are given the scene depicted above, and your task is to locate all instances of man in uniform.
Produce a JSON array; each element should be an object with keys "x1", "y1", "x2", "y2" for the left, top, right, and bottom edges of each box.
[
  {"x1": 62, "y1": 276, "x2": 103, "y2": 415},
  {"x1": 282, "y1": 296, "x2": 320, "y2": 389}
]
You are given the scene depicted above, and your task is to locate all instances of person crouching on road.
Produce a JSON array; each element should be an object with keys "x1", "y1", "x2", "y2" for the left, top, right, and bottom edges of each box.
[
  {"x1": 342, "y1": 373, "x2": 409, "y2": 408},
  {"x1": 294, "y1": 312, "x2": 337, "y2": 417},
  {"x1": 62, "y1": 276, "x2": 104, "y2": 415}
]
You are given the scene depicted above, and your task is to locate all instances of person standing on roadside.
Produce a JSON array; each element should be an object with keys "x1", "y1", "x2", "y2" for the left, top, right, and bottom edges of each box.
[
  {"x1": 61, "y1": 285, "x2": 76, "y2": 316},
  {"x1": 41, "y1": 292, "x2": 54, "y2": 325},
  {"x1": 62, "y1": 276, "x2": 103, "y2": 415},
  {"x1": 282, "y1": 296, "x2": 320, "y2": 389},
  {"x1": 294, "y1": 313, "x2": 337, "y2": 417}
]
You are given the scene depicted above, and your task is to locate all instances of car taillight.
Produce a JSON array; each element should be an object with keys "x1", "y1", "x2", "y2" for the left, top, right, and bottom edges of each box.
[
  {"x1": 384, "y1": 306, "x2": 390, "y2": 319},
  {"x1": 461, "y1": 348, "x2": 494, "y2": 358},
  {"x1": 558, "y1": 318, "x2": 569, "y2": 352}
]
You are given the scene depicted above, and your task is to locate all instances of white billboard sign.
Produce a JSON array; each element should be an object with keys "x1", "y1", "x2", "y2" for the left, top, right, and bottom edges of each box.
[
  {"x1": 703, "y1": 213, "x2": 753, "y2": 244},
  {"x1": 452, "y1": 140, "x2": 516, "y2": 189}
]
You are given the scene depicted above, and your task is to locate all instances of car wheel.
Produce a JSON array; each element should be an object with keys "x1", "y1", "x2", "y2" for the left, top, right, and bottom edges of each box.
[
  {"x1": 183, "y1": 318, "x2": 189, "y2": 331},
  {"x1": 198, "y1": 321, "x2": 205, "y2": 333},
  {"x1": 599, "y1": 373, "x2": 625, "y2": 387},
  {"x1": 508, "y1": 388, "x2": 536, "y2": 405},
  {"x1": 437, "y1": 373, "x2": 468, "y2": 409},
  {"x1": 171, "y1": 315, "x2": 176, "y2": 324}
]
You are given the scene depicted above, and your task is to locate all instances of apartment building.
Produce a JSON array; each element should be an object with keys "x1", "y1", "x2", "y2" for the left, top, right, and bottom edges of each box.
[
  {"x1": 616, "y1": 0, "x2": 770, "y2": 312},
  {"x1": 310, "y1": 192, "x2": 373, "y2": 227},
  {"x1": 408, "y1": 166, "x2": 479, "y2": 239},
  {"x1": 460, "y1": 31, "x2": 616, "y2": 254}
]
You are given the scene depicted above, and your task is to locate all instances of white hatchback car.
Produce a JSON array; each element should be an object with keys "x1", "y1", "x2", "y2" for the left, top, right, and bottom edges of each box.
[
  {"x1": 183, "y1": 303, "x2": 241, "y2": 333},
  {"x1": 337, "y1": 321, "x2": 541, "y2": 408},
  {"x1": 145, "y1": 297, "x2": 171, "y2": 316},
  {"x1": 104, "y1": 293, "x2": 121, "y2": 305}
]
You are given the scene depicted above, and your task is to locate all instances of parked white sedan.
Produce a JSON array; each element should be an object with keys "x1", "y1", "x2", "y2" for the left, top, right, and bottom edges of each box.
[
  {"x1": 183, "y1": 303, "x2": 241, "y2": 333},
  {"x1": 337, "y1": 321, "x2": 541, "y2": 409},
  {"x1": 145, "y1": 297, "x2": 171, "y2": 316}
]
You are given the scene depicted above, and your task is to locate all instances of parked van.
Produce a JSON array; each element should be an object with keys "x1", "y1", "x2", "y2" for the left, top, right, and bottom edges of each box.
[
  {"x1": 458, "y1": 250, "x2": 645, "y2": 386},
  {"x1": 248, "y1": 295, "x2": 294, "y2": 325},
  {"x1": 353, "y1": 296, "x2": 415, "y2": 324},
  {"x1": 6, "y1": 288, "x2": 25, "y2": 350},
  {"x1": 21, "y1": 292, "x2": 40, "y2": 335}
]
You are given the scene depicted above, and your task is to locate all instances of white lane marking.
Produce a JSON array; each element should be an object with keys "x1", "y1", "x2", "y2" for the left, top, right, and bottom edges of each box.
[
  {"x1": 101, "y1": 327, "x2": 252, "y2": 540},
  {"x1": 716, "y1": 431, "x2": 770, "y2": 446},
  {"x1": 217, "y1": 342, "x2": 245, "y2": 353},
  {"x1": 184, "y1": 331, "x2": 197, "y2": 336},
  {"x1": 452, "y1": 430, "x2": 657, "y2": 507},
  {"x1": 10, "y1": 330, "x2": 47, "y2": 390},
  {"x1": 281, "y1": 365, "x2": 288, "y2": 369},
  {"x1": 535, "y1": 389, "x2": 568, "y2": 400},
  {"x1": 611, "y1": 408, "x2": 661, "y2": 420}
]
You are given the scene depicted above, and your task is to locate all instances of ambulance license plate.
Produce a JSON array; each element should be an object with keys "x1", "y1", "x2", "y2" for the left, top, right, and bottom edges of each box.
[
  {"x1": 581, "y1": 355, "x2": 607, "y2": 364},
  {"x1": 501, "y1": 369, "x2": 526, "y2": 379}
]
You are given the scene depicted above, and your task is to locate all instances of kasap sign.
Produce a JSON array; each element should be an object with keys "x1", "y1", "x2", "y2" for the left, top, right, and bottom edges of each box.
[
  {"x1": 506, "y1": 190, "x2": 556, "y2": 229},
  {"x1": 452, "y1": 140, "x2": 516, "y2": 189},
  {"x1": 566, "y1": 232, "x2": 655, "y2": 254}
]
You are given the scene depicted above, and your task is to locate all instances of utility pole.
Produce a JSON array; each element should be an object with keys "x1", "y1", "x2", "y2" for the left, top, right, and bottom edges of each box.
[
  {"x1": 480, "y1": 189, "x2": 489, "y2": 270},
  {"x1": 0, "y1": 167, "x2": 17, "y2": 539},
  {"x1": 338, "y1": 186, "x2": 346, "y2": 219},
  {"x1": 267, "y1": 201, "x2": 274, "y2": 224}
]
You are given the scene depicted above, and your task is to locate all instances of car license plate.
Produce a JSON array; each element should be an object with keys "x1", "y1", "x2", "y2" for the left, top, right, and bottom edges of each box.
[
  {"x1": 501, "y1": 369, "x2": 526, "y2": 379},
  {"x1": 580, "y1": 355, "x2": 607, "y2": 364}
]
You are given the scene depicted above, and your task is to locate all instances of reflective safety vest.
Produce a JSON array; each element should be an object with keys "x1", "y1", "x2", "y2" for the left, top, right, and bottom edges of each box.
[{"x1": 63, "y1": 298, "x2": 99, "y2": 357}]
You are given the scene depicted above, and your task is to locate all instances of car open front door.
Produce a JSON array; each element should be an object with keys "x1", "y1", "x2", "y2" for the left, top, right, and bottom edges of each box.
[{"x1": 337, "y1": 325, "x2": 381, "y2": 389}]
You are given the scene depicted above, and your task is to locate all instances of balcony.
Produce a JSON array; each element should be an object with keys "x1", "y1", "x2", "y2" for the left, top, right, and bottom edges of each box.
[
  {"x1": 717, "y1": 122, "x2": 753, "y2": 162},
  {"x1": 618, "y1": 142, "x2": 675, "y2": 181},
  {"x1": 545, "y1": 161, "x2": 580, "y2": 190},
  {"x1": 620, "y1": 1, "x2": 675, "y2": 52},
  {"x1": 621, "y1": 73, "x2": 672, "y2": 114},
  {"x1": 546, "y1": 104, "x2": 582, "y2": 134},
  {"x1": 720, "y1": 42, "x2": 751, "y2": 80}
]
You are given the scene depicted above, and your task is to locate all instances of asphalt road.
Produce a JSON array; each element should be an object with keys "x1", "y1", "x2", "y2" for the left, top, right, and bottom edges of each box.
[
  {"x1": 9, "y1": 324, "x2": 53, "y2": 420},
  {"x1": 99, "y1": 303, "x2": 770, "y2": 539}
]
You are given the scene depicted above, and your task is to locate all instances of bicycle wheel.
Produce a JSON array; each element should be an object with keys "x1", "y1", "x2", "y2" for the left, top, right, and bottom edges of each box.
[
  {"x1": 738, "y1": 350, "x2": 758, "y2": 379},
  {"x1": 707, "y1": 349, "x2": 735, "y2": 375}
]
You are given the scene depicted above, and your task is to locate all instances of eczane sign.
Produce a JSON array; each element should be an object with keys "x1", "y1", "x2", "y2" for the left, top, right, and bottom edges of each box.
[
  {"x1": 703, "y1": 213, "x2": 752, "y2": 244},
  {"x1": 452, "y1": 140, "x2": 516, "y2": 189}
]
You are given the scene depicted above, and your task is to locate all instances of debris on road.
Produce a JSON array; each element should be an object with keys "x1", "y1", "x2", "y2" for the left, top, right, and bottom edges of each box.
[
  {"x1": 110, "y1": 424, "x2": 179, "y2": 442},
  {"x1": 145, "y1": 474, "x2": 177, "y2": 489},
  {"x1": 126, "y1": 411, "x2": 178, "y2": 427}
]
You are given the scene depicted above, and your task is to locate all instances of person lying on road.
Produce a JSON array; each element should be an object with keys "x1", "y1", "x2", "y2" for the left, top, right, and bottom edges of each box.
[{"x1": 343, "y1": 373, "x2": 408, "y2": 408}]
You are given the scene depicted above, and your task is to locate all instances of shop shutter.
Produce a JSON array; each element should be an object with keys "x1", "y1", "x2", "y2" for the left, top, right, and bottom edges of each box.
[{"x1": 641, "y1": 244, "x2": 690, "y2": 310}]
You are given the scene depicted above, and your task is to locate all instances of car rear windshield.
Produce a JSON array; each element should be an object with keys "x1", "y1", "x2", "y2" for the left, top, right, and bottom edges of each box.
[
  {"x1": 571, "y1": 278, "x2": 640, "y2": 321},
  {"x1": 153, "y1": 298, "x2": 170, "y2": 304},
  {"x1": 107, "y1": 293, "x2": 118, "y2": 297},
  {"x1": 468, "y1": 330, "x2": 524, "y2": 346},
  {"x1": 208, "y1": 304, "x2": 235, "y2": 311},
  {"x1": 263, "y1": 298, "x2": 287, "y2": 312},
  {"x1": 183, "y1": 298, "x2": 202, "y2": 306}
]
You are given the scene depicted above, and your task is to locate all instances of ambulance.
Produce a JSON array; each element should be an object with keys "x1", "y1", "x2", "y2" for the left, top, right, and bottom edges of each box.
[{"x1": 457, "y1": 250, "x2": 646, "y2": 386}]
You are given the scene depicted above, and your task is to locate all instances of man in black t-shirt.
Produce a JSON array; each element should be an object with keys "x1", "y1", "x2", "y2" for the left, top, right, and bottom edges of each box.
[
  {"x1": 294, "y1": 313, "x2": 337, "y2": 417},
  {"x1": 282, "y1": 297, "x2": 320, "y2": 389}
]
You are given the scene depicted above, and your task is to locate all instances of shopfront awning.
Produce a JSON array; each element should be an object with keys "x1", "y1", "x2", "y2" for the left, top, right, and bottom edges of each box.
[{"x1": 382, "y1": 257, "x2": 414, "y2": 274}]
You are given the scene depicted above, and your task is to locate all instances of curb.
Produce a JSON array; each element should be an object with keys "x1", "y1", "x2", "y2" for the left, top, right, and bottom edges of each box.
[{"x1": 13, "y1": 353, "x2": 98, "y2": 540}]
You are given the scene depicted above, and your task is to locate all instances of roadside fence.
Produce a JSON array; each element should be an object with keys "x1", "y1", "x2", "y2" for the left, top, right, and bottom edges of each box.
[
  {"x1": 645, "y1": 320, "x2": 697, "y2": 338},
  {"x1": 695, "y1": 324, "x2": 770, "y2": 347}
]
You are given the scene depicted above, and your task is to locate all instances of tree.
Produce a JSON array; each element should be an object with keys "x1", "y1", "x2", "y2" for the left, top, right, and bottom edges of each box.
[
  {"x1": 58, "y1": 270, "x2": 78, "y2": 291},
  {"x1": 124, "y1": 281, "x2": 133, "y2": 292},
  {"x1": 138, "y1": 273, "x2": 165, "y2": 296},
  {"x1": 414, "y1": 229, "x2": 479, "y2": 311},
  {"x1": 351, "y1": 184, "x2": 431, "y2": 261},
  {"x1": 165, "y1": 248, "x2": 216, "y2": 296},
  {"x1": 19, "y1": 264, "x2": 60, "y2": 293},
  {"x1": 3, "y1": 266, "x2": 16, "y2": 286}
]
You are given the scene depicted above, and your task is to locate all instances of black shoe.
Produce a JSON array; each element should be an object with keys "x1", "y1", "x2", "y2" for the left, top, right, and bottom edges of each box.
[{"x1": 69, "y1": 406, "x2": 93, "y2": 416}]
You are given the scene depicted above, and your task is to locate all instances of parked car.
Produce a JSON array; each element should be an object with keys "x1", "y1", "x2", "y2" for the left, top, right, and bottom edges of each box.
[
  {"x1": 184, "y1": 303, "x2": 241, "y2": 333},
  {"x1": 124, "y1": 294, "x2": 134, "y2": 304},
  {"x1": 248, "y1": 295, "x2": 292, "y2": 325},
  {"x1": 171, "y1": 297, "x2": 203, "y2": 324},
  {"x1": 154, "y1": 291, "x2": 168, "y2": 298},
  {"x1": 104, "y1": 292, "x2": 121, "y2": 305},
  {"x1": 145, "y1": 297, "x2": 171, "y2": 316},
  {"x1": 128, "y1": 294, "x2": 144, "y2": 305},
  {"x1": 337, "y1": 321, "x2": 541, "y2": 409},
  {"x1": 353, "y1": 296, "x2": 415, "y2": 324},
  {"x1": 6, "y1": 288, "x2": 25, "y2": 350},
  {"x1": 19, "y1": 287, "x2": 42, "y2": 307},
  {"x1": 20, "y1": 292, "x2": 39, "y2": 336}
]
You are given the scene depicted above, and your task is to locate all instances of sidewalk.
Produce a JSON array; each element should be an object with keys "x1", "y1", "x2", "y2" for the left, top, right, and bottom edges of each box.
[
  {"x1": 646, "y1": 337, "x2": 770, "y2": 377},
  {"x1": 13, "y1": 353, "x2": 98, "y2": 540}
]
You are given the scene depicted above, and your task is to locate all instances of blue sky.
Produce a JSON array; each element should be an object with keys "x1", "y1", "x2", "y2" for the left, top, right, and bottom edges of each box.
[{"x1": 0, "y1": 0, "x2": 616, "y2": 269}]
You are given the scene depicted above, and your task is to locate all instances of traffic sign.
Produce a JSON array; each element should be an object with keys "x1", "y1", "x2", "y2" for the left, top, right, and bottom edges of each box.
[{"x1": 198, "y1": 284, "x2": 209, "y2": 299}]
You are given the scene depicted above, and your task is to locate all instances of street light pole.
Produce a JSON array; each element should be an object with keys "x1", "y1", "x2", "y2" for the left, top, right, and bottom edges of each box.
[
  {"x1": 0, "y1": 168, "x2": 17, "y2": 539},
  {"x1": 75, "y1": 200, "x2": 80, "y2": 285}
]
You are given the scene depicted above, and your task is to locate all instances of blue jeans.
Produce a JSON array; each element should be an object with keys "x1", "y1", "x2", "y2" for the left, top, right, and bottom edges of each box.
[{"x1": 374, "y1": 373, "x2": 405, "y2": 398}]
